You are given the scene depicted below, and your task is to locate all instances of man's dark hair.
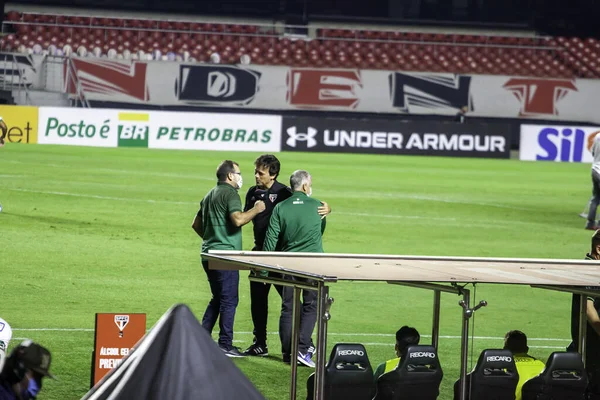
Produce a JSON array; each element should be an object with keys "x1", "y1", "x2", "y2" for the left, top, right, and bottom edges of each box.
[
  {"x1": 504, "y1": 330, "x2": 528, "y2": 354},
  {"x1": 216, "y1": 160, "x2": 238, "y2": 182},
  {"x1": 396, "y1": 326, "x2": 420, "y2": 355},
  {"x1": 254, "y1": 154, "x2": 280, "y2": 179}
]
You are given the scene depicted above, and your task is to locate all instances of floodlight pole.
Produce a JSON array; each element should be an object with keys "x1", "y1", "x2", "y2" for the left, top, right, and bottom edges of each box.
[
  {"x1": 314, "y1": 283, "x2": 333, "y2": 400},
  {"x1": 289, "y1": 286, "x2": 302, "y2": 400}
]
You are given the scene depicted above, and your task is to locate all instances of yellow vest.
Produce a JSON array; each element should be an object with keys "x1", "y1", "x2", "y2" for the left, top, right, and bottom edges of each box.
[
  {"x1": 383, "y1": 357, "x2": 401, "y2": 374},
  {"x1": 514, "y1": 354, "x2": 545, "y2": 400}
]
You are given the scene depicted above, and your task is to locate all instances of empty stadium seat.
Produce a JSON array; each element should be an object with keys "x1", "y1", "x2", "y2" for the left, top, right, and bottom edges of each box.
[
  {"x1": 453, "y1": 349, "x2": 519, "y2": 400},
  {"x1": 1, "y1": 10, "x2": 597, "y2": 77},
  {"x1": 521, "y1": 352, "x2": 588, "y2": 400},
  {"x1": 306, "y1": 343, "x2": 374, "y2": 400},
  {"x1": 373, "y1": 345, "x2": 443, "y2": 400}
]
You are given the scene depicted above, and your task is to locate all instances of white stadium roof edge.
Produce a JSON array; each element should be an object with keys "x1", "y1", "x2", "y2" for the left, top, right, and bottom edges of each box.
[{"x1": 204, "y1": 250, "x2": 600, "y2": 288}]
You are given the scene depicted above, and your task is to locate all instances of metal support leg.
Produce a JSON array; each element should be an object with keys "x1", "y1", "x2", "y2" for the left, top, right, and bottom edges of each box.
[
  {"x1": 458, "y1": 291, "x2": 488, "y2": 400},
  {"x1": 432, "y1": 290, "x2": 441, "y2": 350},
  {"x1": 314, "y1": 284, "x2": 333, "y2": 400},
  {"x1": 459, "y1": 289, "x2": 471, "y2": 400},
  {"x1": 289, "y1": 286, "x2": 302, "y2": 400},
  {"x1": 578, "y1": 294, "x2": 588, "y2": 368}
]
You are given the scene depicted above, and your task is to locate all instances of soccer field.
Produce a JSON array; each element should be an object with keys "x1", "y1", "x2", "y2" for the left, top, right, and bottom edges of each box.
[{"x1": 0, "y1": 144, "x2": 594, "y2": 399}]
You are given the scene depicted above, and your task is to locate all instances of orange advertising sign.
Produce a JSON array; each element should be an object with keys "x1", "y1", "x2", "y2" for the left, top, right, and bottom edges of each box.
[{"x1": 91, "y1": 313, "x2": 146, "y2": 387}]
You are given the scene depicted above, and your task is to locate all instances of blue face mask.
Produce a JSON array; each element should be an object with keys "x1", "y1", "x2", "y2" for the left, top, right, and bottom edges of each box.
[{"x1": 27, "y1": 377, "x2": 41, "y2": 398}]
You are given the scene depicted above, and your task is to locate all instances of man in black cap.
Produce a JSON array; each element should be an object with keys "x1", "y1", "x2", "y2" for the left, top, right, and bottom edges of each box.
[{"x1": 0, "y1": 340, "x2": 55, "y2": 400}]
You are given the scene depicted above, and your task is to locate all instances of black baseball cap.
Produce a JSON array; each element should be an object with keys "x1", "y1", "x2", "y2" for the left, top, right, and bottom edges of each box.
[{"x1": 13, "y1": 340, "x2": 56, "y2": 380}]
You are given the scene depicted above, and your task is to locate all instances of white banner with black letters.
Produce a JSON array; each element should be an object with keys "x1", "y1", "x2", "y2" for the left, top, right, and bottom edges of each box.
[{"x1": 40, "y1": 57, "x2": 600, "y2": 123}]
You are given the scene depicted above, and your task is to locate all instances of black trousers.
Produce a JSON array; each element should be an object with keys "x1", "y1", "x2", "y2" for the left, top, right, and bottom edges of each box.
[
  {"x1": 249, "y1": 278, "x2": 283, "y2": 346},
  {"x1": 279, "y1": 275, "x2": 317, "y2": 355},
  {"x1": 587, "y1": 169, "x2": 600, "y2": 226}
]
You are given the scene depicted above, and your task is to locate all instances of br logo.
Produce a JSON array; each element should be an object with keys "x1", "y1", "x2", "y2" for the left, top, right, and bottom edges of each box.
[
  {"x1": 286, "y1": 126, "x2": 318, "y2": 148},
  {"x1": 114, "y1": 315, "x2": 130, "y2": 338}
]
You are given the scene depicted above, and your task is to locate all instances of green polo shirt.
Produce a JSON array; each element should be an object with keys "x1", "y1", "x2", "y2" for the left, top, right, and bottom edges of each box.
[
  {"x1": 263, "y1": 191, "x2": 326, "y2": 253},
  {"x1": 198, "y1": 182, "x2": 243, "y2": 257}
]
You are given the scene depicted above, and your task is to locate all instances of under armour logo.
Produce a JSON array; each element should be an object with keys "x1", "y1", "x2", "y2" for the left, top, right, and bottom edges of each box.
[{"x1": 286, "y1": 126, "x2": 318, "y2": 148}]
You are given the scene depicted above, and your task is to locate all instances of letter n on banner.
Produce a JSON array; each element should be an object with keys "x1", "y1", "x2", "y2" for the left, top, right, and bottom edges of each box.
[
  {"x1": 91, "y1": 313, "x2": 146, "y2": 388},
  {"x1": 286, "y1": 69, "x2": 362, "y2": 109}
]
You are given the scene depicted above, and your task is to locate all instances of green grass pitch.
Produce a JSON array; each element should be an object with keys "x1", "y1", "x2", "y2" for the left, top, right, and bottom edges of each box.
[{"x1": 0, "y1": 143, "x2": 595, "y2": 399}]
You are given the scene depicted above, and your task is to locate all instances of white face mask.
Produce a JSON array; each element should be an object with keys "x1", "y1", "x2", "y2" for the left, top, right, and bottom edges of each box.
[
  {"x1": 307, "y1": 186, "x2": 312, "y2": 197},
  {"x1": 236, "y1": 174, "x2": 243, "y2": 190}
]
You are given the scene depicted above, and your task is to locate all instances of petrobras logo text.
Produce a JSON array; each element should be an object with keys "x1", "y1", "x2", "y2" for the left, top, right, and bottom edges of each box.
[
  {"x1": 519, "y1": 125, "x2": 600, "y2": 163},
  {"x1": 37, "y1": 107, "x2": 282, "y2": 152}
]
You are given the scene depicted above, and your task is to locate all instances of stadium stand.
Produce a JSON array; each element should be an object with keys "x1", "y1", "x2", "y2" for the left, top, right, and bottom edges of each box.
[{"x1": 2, "y1": 10, "x2": 600, "y2": 79}]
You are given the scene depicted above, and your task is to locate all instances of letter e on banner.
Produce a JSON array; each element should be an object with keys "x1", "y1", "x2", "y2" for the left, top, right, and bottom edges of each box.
[
  {"x1": 92, "y1": 313, "x2": 146, "y2": 387},
  {"x1": 286, "y1": 69, "x2": 362, "y2": 109}
]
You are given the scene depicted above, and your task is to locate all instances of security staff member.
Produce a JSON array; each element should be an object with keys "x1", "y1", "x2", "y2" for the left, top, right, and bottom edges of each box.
[
  {"x1": 192, "y1": 160, "x2": 265, "y2": 358},
  {"x1": 263, "y1": 170, "x2": 327, "y2": 368},
  {"x1": 373, "y1": 326, "x2": 420, "y2": 381},
  {"x1": 243, "y1": 156, "x2": 331, "y2": 357},
  {"x1": 569, "y1": 229, "x2": 600, "y2": 398},
  {"x1": 503, "y1": 330, "x2": 545, "y2": 400}
]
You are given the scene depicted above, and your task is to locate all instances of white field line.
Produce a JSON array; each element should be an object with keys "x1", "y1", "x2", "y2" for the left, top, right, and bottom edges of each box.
[
  {"x1": 11, "y1": 328, "x2": 570, "y2": 342},
  {"x1": 6, "y1": 188, "x2": 191, "y2": 205},
  {"x1": 2, "y1": 160, "x2": 215, "y2": 181},
  {"x1": 9, "y1": 335, "x2": 566, "y2": 350},
  {"x1": 2, "y1": 188, "x2": 542, "y2": 226}
]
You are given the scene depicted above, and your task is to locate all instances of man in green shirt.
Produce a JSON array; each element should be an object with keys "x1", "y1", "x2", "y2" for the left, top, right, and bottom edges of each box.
[
  {"x1": 503, "y1": 330, "x2": 545, "y2": 400},
  {"x1": 373, "y1": 326, "x2": 420, "y2": 381},
  {"x1": 192, "y1": 160, "x2": 265, "y2": 357},
  {"x1": 263, "y1": 170, "x2": 326, "y2": 367}
]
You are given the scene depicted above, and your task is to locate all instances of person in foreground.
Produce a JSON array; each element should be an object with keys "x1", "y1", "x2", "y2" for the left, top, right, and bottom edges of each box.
[
  {"x1": 568, "y1": 229, "x2": 600, "y2": 398},
  {"x1": 243, "y1": 155, "x2": 331, "y2": 357},
  {"x1": 192, "y1": 160, "x2": 265, "y2": 357},
  {"x1": 0, "y1": 340, "x2": 55, "y2": 400},
  {"x1": 263, "y1": 170, "x2": 327, "y2": 367}
]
